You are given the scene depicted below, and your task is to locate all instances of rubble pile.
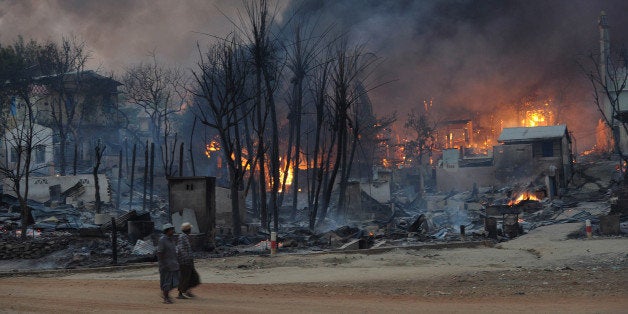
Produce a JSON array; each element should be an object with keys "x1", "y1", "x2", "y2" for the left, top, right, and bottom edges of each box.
[
  {"x1": 0, "y1": 237, "x2": 70, "y2": 259},
  {"x1": 0, "y1": 153, "x2": 626, "y2": 271}
]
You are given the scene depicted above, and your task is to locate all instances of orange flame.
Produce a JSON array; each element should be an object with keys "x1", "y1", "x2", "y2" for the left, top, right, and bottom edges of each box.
[
  {"x1": 278, "y1": 161, "x2": 294, "y2": 192},
  {"x1": 508, "y1": 191, "x2": 539, "y2": 206},
  {"x1": 205, "y1": 140, "x2": 220, "y2": 158},
  {"x1": 523, "y1": 109, "x2": 554, "y2": 127}
]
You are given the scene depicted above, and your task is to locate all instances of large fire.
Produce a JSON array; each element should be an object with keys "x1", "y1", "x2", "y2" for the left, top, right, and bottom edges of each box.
[
  {"x1": 508, "y1": 191, "x2": 540, "y2": 206},
  {"x1": 278, "y1": 164, "x2": 294, "y2": 192},
  {"x1": 522, "y1": 109, "x2": 554, "y2": 127}
]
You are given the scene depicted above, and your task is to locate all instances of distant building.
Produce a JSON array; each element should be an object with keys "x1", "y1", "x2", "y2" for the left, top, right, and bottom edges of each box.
[
  {"x1": 436, "y1": 119, "x2": 473, "y2": 149},
  {"x1": 2, "y1": 123, "x2": 54, "y2": 175},
  {"x1": 34, "y1": 70, "x2": 124, "y2": 170},
  {"x1": 435, "y1": 125, "x2": 574, "y2": 193}
]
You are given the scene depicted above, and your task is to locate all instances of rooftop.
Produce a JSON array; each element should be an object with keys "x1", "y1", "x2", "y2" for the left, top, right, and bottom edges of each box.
[{"x1": 498, "y1": 125, "x2": 567, "y2": 143}]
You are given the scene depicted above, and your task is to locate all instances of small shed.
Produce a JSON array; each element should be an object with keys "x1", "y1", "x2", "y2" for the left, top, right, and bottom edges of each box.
[
  {"x1": 496, "y1": 125, "x2": 573, "y2": 188},
  {"x1": 167, "y1": 177, "x2": 216, "y2": 240}
]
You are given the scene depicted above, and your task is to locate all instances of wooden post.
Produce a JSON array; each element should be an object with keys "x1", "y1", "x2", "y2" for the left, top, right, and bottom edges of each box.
[
  {"x1": 117, "y1": 149, "x2": 122, "y2": 210},
  {"x1": 142, "y1": 141, "x2": 148, "y2": 212},
  {"x1": 73, "y1": 142, "x2": 78, "y2": 176},
  {"x1": 111, "y1": 217, "x2": 118, "y2": 265},
  {"x1": 179, "y1": 142, "x2": 184, "y2": 177},
  {"x1": 149, "y1": 142, "x2": 155, "y2": 213},
  {"x1": 189, "y1": 117, "x2": 197, "y2": 176},
  {"x1": 129, "y1": 144, "x2": 136, "y2": 211}
]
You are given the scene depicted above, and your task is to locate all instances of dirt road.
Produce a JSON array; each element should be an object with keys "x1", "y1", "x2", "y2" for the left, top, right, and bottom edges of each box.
[{"x1": 1, "y1": 223, "x2": 626, "y2": 313}]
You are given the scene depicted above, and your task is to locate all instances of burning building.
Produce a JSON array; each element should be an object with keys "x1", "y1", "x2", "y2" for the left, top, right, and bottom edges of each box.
[
  {"x1": 496, "y1": 125, "x2": 573, "y2": 190},
  {"x1": 436, "y1": 125, "x2": 573, "y2": 194},
  {"x1": 436, "y1": 119, "x2": 473, "y2": 150}
]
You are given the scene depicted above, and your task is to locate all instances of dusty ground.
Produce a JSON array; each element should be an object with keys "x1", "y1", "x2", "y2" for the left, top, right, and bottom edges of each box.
[{"x1": 0, "y1": 222, "x2": 626, "y2": 313}]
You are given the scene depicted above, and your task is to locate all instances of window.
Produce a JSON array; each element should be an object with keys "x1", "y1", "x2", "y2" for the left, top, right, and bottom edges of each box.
[
  {"x1": 541, "y1": 141, "x2": 554, "y2": 157},
  {"x1": 35, "y1": 145, "x2": 46, "y2": 164}
]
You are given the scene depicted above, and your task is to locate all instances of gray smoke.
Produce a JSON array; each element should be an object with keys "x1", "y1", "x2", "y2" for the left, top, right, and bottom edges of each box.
[
  {"x1": 282, "y1": 0, "x2": 628, "y2": 149},
  {"x1": 0, "y1": 0, "x2": 244, "y2": 71},
  {"x1": 1, "y1": 0, "x2": 627, "y2": 149}
]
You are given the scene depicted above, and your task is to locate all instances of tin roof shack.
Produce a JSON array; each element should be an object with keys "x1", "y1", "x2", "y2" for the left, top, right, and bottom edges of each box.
[
  {"x1": 496, "y1": 125, "x2": 573, "y2": 188},
  {"x1": 167, "y1": 177, "x2": 216, "y2": 244}
]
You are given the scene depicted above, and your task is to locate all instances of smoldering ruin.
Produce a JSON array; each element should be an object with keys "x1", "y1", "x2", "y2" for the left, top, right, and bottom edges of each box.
[{"x1": 0, "y1": 0, "x2": 627, "y2": 275}]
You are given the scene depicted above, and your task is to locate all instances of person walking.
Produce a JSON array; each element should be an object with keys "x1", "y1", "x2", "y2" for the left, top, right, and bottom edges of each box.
[
  {"x1": 177, "y1": 222, "x2": 200, "y2": 299},
  {"x1": 157, "y1": 223, "x2": 179, "y2": 304}
]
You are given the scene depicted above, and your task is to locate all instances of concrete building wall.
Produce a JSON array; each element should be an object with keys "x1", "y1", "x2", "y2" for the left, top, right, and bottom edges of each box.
[
  {"x1": 493, "y1": 144, "x2": 534, "y2": 182},
  {"x1": 345, "y1": 181, "x2": 363, "y2": 220},
  {"x1": 436, "y1": 166, "x2": 496, "y2": 192},
  {"x1": 360, "y1": 179, "x2": 391, "y2": 204},
  {"x1": 215, "y1": 186, "x2": 246, "y2": 228},
  {"x1": 3, "y1": 174, "x2": 110, "y2": 203},
  {"x1": 437, "y1": 139, "x2": 570, "y2": 192}
]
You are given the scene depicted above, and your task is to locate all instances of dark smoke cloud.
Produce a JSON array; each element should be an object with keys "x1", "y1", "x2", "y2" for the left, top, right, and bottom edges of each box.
[
  {"x1": 283, "y1": 0, "x2": 628, "y2": 149},
  {"x1": 1, "y1": 0, "x2": 627, "y2": 149}
]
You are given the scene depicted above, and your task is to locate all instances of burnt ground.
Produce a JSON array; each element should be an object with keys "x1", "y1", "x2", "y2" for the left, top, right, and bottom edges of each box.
[{"x1": 1, "y1": 222, "x2": 626, "y2": 313}]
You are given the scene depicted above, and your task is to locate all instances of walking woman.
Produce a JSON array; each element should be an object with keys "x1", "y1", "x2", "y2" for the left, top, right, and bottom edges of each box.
[
  {"x1": 177, "y1": 222, "x2": 200, "y2": 299},
  {"x1": 156, "y1": 223, "x2": 179, "y2": 304}
]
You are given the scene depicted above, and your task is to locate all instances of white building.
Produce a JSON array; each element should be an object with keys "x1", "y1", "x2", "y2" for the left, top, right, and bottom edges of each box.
[{"x1": 2, "y1": 123, "x2": 54, "y2": 175}]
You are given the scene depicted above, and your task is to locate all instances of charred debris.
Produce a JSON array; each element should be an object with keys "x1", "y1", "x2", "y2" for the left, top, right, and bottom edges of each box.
[{"x1": 0, "y1": 152, "x2": 625, "y2": 271}]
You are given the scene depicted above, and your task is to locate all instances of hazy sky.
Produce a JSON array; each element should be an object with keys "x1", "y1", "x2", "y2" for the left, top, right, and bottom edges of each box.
[{"x1": 2, "y1": 0, "x2": 627, "y2": 149}]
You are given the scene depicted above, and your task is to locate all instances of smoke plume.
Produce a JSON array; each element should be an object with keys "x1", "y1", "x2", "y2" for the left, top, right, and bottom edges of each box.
[{"x1": 1, "y1": 0, "x2": 628, "y2": 149}]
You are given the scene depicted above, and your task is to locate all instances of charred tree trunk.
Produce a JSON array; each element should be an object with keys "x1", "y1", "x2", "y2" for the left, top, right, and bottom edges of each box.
[
  {"x1": 278, "y1": 117, "x2": 295, "y2": 207},
  {"x1": 59, "y1": 133, "x2": 67, "y2": 176},
  {"x1": 93, "y1": 141, "x2": 105, "y2": 214}
]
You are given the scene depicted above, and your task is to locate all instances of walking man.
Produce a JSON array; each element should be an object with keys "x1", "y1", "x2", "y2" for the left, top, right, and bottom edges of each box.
[
  {"x1": 177, "y1": 222, "x2": 200, "y2": 299},
  {"x1": 157, "y1": 223, "x2": 179, "y2": 304}
]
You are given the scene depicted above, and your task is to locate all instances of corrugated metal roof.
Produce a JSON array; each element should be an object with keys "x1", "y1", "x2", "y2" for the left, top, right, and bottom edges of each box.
[{"x1": 498, "y1": 125, "x2": 567, "y2": 142}]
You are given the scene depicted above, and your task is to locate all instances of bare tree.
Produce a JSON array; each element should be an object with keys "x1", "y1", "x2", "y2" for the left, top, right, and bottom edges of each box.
[
  {"x1": 40, "y1": 36, "x2": 91, "y2": 176},
  {"x1": 581, "y1": 48, "x2": 628, "y2": 182},
  {"x1": 235, "y1": 0, "x2": 284, "y2": 231},
  {"x1": 122, "y1": 53, "x2": 187, "y2": 176},
  {"x1": 280, "y1": 18, "x2": 331, "y2": 220},
  {"x1": 306, "y1": 53, "x2": 332, "y2": 230},
  {"x1": 93, "y1": 139, "x2": 106, "y2": 214},
  {"x1": 404, "y1": 105, "x2": 436, "y2": 198},
  {"x1": 192, "y1": 36, "x2": 252, "y2": 238},
  {"x1": 318, "y1": 40, "x2": 378, "y2": 225},
  {"x1": 0, "y1": 38, "x2": 51, "y2": 238}
]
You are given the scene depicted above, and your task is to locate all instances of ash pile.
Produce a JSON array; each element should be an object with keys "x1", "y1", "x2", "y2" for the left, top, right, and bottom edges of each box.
[
  {"x1": 233, "y1": 156, "x2": 627, "y2": 255},
  {"x1": 0, "y1": 175, "x2": 169, "y2": 271}
]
